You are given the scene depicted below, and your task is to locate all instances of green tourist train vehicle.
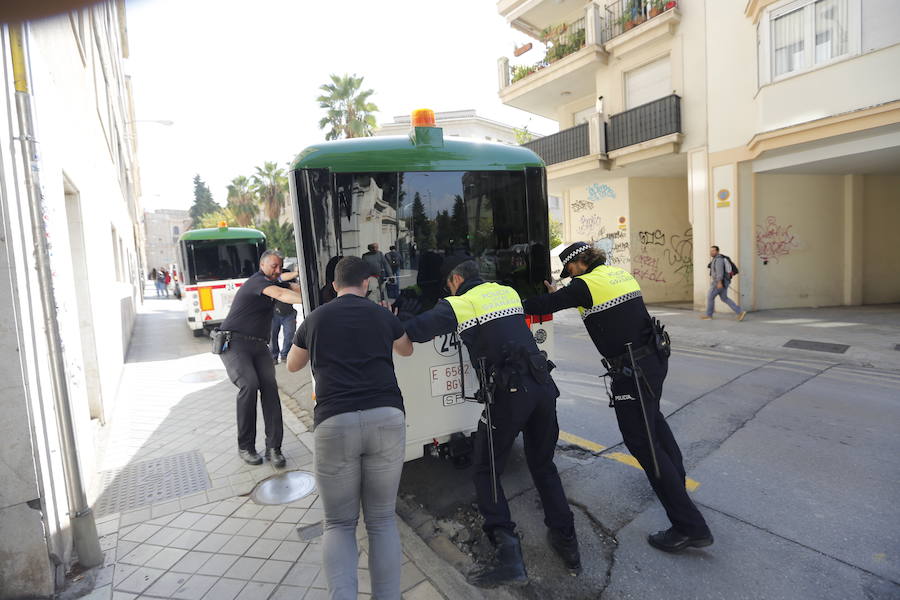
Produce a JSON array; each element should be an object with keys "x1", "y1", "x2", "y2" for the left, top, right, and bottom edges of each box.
[
  {"x1": 289, "y1": 108, "x2": 555, "y2": 462},
  {"x1": 176, "y1": 224, "x2": 267, "y2": 336}
]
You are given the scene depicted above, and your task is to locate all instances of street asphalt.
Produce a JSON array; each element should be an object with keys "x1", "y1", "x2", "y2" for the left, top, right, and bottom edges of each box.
[{"x1": 398, "y1": 306, "x2": 900, "y2": 600}]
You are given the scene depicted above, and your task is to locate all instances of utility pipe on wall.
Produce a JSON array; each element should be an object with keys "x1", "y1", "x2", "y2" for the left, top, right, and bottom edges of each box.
[{"x1": 9, "y1": 22, "x2": 103, "y2": 569}]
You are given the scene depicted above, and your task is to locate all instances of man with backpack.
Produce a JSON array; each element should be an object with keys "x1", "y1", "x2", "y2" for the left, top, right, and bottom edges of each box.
[{"x1": 703, "y1": 246, "x2": 746, "y2": 321}]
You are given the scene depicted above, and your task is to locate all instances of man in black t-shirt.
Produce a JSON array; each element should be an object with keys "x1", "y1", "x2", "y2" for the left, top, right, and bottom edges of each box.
[
  {"x1": 220, "y1": 250, "x2": 303, "y2": 467},
  {"x1": 286, "y1": 257, "x2": 413, "y2": 598}
]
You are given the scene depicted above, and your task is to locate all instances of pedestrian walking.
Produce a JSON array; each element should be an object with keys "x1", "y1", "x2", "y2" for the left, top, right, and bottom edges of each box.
[
  {"x1": 155, "y1": 268, "x2": 167, "y2": 297},
  {"x1": 286, "y1": 256, "x2": 413, "y2": 600},
  {"x1": 164, "y1": 268, "x2": 172, "y2": 296},
  {"x1": 385, "y1": 245, "x2": 402, "y2": 299},
  {"x1": 401, "y1": 256, "x2": 580, "y2": 587},
  {"x1": 703, "y1": 246, "x2": 746, "y2": 320},
  {"x1": 218, "y1": 250, "x2": 302, "y2": 468},
  {"x1": 524, "y1": 242, "x2": 713, "y2": 553}
]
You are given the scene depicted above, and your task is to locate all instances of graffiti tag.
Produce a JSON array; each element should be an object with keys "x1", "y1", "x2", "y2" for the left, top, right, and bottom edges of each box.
[
  {"x1": 632, "y1": 253, "x2": 666, "y2": 283},
  {"x1": 756, "y1": 216, "x2": 798, "y2": 264},
  {"x1": 587, "y1": 183, "x2": 616, "y2": 201},
  {"x1": 638, "y1": 229, "x2": 665, "y2": 249},
  {"x1": 663, "y1": 228, "x2": 694, "y2": 284}
]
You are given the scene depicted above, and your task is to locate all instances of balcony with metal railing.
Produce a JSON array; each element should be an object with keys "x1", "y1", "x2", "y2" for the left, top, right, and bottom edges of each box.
[
  {"x1": 606, "y1": 94, "x2": 683, "y2": 164},
  {"x1": 497, "y1": 4, "x2": 608, "y2": 119},
  {"x1": 524, "y1": 122, "x2": 590, "y2": 166},
  {"x1": 601, "y1": 0, "x2": 681, "y2": 58}
]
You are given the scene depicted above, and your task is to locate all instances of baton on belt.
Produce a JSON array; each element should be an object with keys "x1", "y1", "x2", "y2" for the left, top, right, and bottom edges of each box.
[
  {"x1": 459, "y1": 345, "x2": 499, "y2": 503},
  {"x1": 625, "y1": 342, "x2": 661, "y2": 480}
]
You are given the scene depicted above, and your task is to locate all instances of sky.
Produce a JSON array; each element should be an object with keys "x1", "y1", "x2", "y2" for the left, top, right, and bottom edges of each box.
[{"x1": 125, "y1": 0, "x2": 557, "y2": 212}]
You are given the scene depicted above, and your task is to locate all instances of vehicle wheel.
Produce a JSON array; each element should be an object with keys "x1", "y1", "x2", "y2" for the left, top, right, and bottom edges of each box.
[{"x1": 193, "y1": 328, "x2": 207, "y2": 338}]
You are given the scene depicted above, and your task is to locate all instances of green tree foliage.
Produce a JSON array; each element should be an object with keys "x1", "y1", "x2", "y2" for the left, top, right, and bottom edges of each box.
[
  {"x1": 189, "y1": 175, "x2": 220, "y2": 228},
  {"x1": 251, "y1": 162, "x2": 289, "y2": 222},
  {"x1": 411, "y1": 192, "x2": 432, "y2": 250},
  {"x1": 317, "y1": 73, "x2": 379, "y2": 140},
  {"x1": 549, "y1": 216, "x2": 564, "y2": 248},
  {"x1": 514, "y1": 126, "x2": 535, "y2": 145},
  {"x1": 258, "y1": 219, "x2": 297, "y2": 257},
  {"x1": 226, "y1": 175, "x2": 258, "y2": 227},
  {"x1": 198, "y1": 207, "x2": 241, "y2": 229}
]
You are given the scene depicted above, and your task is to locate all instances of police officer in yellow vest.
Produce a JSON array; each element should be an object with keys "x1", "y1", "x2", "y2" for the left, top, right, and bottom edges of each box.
[
  {"x1": 523, "y1": 242, "x2": 714, "y2": 553},
  {"x1": 402, "y1": 256, "x2": 580, "y2": 588}
]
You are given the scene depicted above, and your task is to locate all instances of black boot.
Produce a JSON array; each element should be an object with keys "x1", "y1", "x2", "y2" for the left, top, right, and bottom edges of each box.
[
  {"x1": 648, "y1": 527, "x2": 714, "y2": 553},
  {"x1": 266, "y1": 448, "x2": 286, "y2": 468},
  {"x1": 548, "y1": 527, "x2": 581, "y2": 574},
  {"x1": 467, "y1": 529, "x2": 528, "y2": 589},
  {"x1": 238, "y1": 449, "x2": 262, "y2": 465}
]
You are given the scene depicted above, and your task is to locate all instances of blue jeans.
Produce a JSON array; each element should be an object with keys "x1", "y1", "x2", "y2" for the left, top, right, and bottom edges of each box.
[
  {"x1": 315, "y1": 407, "x2": 405, "y2": 600},
  {"x1": 270, "y1": 312, "x2": 296, "y2": 359},
  {"x1": 155, "y1": 280, "x2": 167, "y2": 297},
  {"x1": 706, "y1": 281, "x2": 742, "y2": 316}
]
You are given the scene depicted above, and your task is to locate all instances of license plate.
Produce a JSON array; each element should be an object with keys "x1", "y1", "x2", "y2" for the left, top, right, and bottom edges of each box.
[{"x1": 430, "y1": 362, "x2": 477, "y2": 398}]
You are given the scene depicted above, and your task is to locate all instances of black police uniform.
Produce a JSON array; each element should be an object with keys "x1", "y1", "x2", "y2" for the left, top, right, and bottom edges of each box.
[
  {"x1": 220, "y1": 271, "x2": 291, "y2": 456},
  {"x1": 403, "y1": 278, "x2": 575, "y2": 539},
  {"x1": 523, "y1": 258, "x2": 711, "y2": 541}
]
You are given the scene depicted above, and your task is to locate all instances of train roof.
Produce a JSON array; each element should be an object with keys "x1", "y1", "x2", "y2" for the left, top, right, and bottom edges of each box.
[
  {"x1": 179, "y1": 227, "x2": 266, "y2": 242},
  {"x1": 291, "y1": 131, "x2": 544, "y2": 173}
]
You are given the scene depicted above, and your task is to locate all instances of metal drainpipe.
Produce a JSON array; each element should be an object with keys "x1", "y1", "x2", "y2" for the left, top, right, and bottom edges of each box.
[{"x1": 9, "y1": 23, "x2": 103, "y2": 568}]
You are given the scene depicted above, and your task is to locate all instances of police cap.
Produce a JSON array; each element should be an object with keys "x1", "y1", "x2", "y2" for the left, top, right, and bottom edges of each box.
[{"x1": 559, "y1": 241, "x2": 591, "y2": 278}]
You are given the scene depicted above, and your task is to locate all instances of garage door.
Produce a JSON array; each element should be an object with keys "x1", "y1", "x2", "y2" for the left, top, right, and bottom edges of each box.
[{"x1": 625, "y1": 57, "x2": 672, "y2": 110}]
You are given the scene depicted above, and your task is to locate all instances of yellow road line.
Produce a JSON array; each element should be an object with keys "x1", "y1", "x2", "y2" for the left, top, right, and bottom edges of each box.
[
  {"x1": 560, "y1": 431, "x2": 701, "y2": 491},
  {"x1": 559, "y1": 430, "x2": 607, "y2": 453}
]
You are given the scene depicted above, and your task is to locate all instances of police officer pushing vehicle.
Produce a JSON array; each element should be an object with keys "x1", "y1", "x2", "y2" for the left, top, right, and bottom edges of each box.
[
  {"x1": 523, "y1": 242, "x2": 713, "y2": 553},
  {"x1": 401, "y1": 256, "x2": 580, "y2": 588}
]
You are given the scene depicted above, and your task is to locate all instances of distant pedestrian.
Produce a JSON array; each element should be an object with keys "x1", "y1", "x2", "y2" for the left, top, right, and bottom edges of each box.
[
  {"x1": 286, "y1": 256, "x2": 413, "y2": 600},
  {"x1": 155, "y1": 268, "x2": 167, "y2": 297},
  {"x1": 703, "y1": 246, "x2": 746, "y2": 320}
]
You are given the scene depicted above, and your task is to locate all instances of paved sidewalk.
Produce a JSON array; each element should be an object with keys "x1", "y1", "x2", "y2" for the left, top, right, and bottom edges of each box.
[{"x1": 66, "y1": 296, "x2": 466, "y2": 600}]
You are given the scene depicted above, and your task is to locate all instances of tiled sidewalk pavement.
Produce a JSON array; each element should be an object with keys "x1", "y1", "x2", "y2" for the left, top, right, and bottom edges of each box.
[{"x1": 75, "y1": 296, "x2": 444, "y2": 600}]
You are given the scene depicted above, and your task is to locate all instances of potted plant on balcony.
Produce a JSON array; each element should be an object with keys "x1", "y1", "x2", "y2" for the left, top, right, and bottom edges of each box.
[
  {"x1": 618, "y1": 12, "x2": 634, "y2": 31},
  {"x1": 650, "y1": 0, "x2": 665, "y2": 18},
  {"x1": 665, "y1": 0, "x2": 677, "y2": 9},
  {"x1": 631, "y1": 0, "x2": 647, "y2": 26}
]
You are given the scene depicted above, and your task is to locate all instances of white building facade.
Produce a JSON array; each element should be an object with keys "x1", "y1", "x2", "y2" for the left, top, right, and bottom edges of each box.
[
  {"x1": 0, "y1": 3, "x2": 144, "y2": 596},
  {"x1": 496, "y1": 0, "x2": 900, "y2": 309},
  {"x1": 376, "y1": 109, "x2": 525, "y2": 145}
]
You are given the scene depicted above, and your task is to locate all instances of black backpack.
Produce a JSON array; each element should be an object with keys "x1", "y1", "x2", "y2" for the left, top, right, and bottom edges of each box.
[{"x1": 722, "y1": 255, "x2": 739, "y2": 278}]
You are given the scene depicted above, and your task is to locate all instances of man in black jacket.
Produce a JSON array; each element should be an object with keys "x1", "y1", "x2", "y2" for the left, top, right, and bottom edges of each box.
[
  {"x1": 523, "y1": 242, "x2": 713, "y2": 553},
  {"x1": 220, "y1": 250, "x2": 302, "y2": 467}
]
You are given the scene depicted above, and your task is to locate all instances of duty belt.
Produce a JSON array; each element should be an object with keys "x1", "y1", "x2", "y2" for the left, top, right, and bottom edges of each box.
[
  {"x1": 227, "y1": 331, "x2": 269, "y2": 344},
  {"x1": 601, "y1": 343, "x2": 654, "y2": 376}
]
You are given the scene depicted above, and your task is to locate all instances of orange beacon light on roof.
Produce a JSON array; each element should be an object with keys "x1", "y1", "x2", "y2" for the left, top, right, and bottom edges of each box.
[{"x1": 411, "y1": 108, "x2": 436, "y2": 128}]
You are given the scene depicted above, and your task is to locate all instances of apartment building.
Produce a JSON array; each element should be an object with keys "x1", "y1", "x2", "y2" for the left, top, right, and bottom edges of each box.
[
  {"x1": 0, "y1": 3, "x2": 144, "y2": 596},
  {"x1": 497, "y1": 0, "x2": 900, "y2": 309}
]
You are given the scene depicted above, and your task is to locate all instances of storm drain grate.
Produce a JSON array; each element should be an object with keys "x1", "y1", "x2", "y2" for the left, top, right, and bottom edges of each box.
[
  {"x1": 93, "y1": 450, "x2": 210, "y2": 516},
  {"x1": 783, "y1": 339, "x2": 850, "y2": 354}
]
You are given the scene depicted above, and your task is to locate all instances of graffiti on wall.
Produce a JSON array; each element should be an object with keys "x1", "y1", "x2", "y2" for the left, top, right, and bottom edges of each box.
[
  {"x1": 756, "y1": 216, "x2": 798, "y2": 264},
  {"x1": 572, "y1": 183, "x2": 616, "y2": 213},
  {"x1": 632, "y1": 227, "x2": 694, "y2": 286}
]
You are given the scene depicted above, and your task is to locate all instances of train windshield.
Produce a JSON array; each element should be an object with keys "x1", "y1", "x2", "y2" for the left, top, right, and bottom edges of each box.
[
  {"x1": 182, "y1": 239, "x2": 266, "y2": 284},
  {"x1": 293, "y1": 168, "x2": 549, "y2": 314}
]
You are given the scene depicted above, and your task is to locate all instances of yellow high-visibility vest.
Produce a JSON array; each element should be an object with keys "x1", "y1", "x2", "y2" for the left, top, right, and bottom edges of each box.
[
  {"x1": 446, "y1": 282, "x2": 524, "y2": 333},
  {"x1": 575, "y1": 266, "x2": 642, "y2": 319}
]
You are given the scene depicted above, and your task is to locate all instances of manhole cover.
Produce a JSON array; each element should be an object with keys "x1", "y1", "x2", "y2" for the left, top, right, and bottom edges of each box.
[
  {"x1": 94, "y1": 450, "x2": 210, "y2": 516},
  {"x1": 783, "y1": 339, "x2": 850, "y2": 354},
  {"x1": 179, "y1": 369, "x2": 227, "y2": 383},
  {"x1": 250, "y1": 471, "x2": 316, "y2": 505}
]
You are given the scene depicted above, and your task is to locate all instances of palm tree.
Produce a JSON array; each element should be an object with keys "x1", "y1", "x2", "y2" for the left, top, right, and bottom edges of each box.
[
  {"x1": 251, "y1": 162, "x2": 288, "y2": 222},
  {"x1": 317, "y1": 73, "x2": 379, "y2": 140},
  {"x1": 226, "y1": 175, "x2": 257, "y2": 227}
]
